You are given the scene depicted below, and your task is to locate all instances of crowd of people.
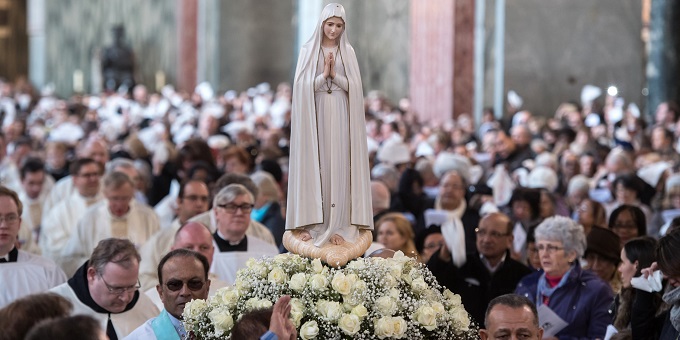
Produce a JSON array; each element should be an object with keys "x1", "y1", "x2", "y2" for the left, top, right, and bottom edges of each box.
[{"x1": 2, "y1": 73, "x2": 680, "y2": 339}]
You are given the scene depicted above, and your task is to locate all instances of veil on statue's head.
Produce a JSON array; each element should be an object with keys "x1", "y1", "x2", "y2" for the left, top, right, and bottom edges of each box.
[{"x1": 295, "y1": 3, "x2": 357, "y2": 85}]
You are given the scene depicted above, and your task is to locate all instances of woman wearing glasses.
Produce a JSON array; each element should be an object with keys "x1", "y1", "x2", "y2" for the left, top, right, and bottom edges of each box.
[{"x1": 515, "y1": 216, "x2": 614, "y2": 340}]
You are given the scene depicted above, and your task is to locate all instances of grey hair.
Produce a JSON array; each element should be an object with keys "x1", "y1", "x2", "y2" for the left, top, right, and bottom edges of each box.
[
  {"x1": 250, "y1": 171, "x2": 278, "y2": 202},
  {"x1": 534, "y1": 216, "x2": 586, "y2": 257},
  {"x1": 106, "y1": 157, "x2": 136, "y2": 174},
  {"x1": 371, "y1": 181, "x2": 390, "y2": 210},
  {"x1": 371, "y1": 163, "x2": 399, "y2": 182},
  {"x1": 213, "y1": 183, "x2": 254, "y2": 207},
  {"x1": 566, "y1": 175, "x2": 590, "y2": 197}
]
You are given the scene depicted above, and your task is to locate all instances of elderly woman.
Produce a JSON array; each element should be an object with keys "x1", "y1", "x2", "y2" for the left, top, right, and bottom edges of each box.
[
  {"x1": 375, "y1": 213, "x2": 418, "y2": 259},
  {"x1": 250, "y1": 171, "x2": 285, "y2": 250},
  {"x1": 515, "y1": 216, "x2": 614, "y2": 339}
]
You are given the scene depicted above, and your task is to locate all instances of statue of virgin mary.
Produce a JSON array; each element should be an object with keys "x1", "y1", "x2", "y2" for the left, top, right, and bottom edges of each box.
[{"x1": 285, "y1": 3, "x2": 373, "y2": 250}]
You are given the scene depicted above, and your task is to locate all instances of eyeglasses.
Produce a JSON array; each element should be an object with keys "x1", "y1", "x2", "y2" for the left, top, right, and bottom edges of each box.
[
  {"x1": 165, "y1": 279, "x2": 206, "y2": 292},
  {"x1": 612, "y1": 222, "x2": 637, "y2": 230},
  {"x1": 536, "y1": 244, "x2": 564, "y2": 253},
  {"x1": 78, "y1": 171, "x2": 102, "y2": 179},
  {"x1": 475, "y1": 228, "x2": 509, "y2": 239},
  {"x1": 217, "y1": 203, "x2": 254, "y2": 214},
  {"x1": 0, "y1": 214, "x2": 19, "y2": 225},
  {"x1": 98, "y1": 273, "x2": 141, "y2": 295},
  {"x1": 423, "y1": 241, "x2": 445, "y2": 250}
]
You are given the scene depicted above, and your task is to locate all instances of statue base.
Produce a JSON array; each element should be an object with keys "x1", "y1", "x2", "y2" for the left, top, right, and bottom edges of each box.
[{"x1": 282, "y1": 229, "x2": 373, "y2": 267}]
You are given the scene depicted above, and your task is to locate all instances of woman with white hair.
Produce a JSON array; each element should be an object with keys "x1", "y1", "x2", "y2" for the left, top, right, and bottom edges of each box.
[{"x1": 515, "y1": 216, "x2": 614, "y2": 339}]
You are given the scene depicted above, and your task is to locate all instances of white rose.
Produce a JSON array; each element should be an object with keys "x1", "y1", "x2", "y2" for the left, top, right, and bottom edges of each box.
[
  {"x1": 414, "y1": 306, "x2": 437, "y2": 331},
  {"x1": 208, "y1": 309, "x2": 234, "y2": 335},
  {"x1": 322, "y1": 301, "x2": 343, "y2": 321},
  {"x1": 383, "y1": 274, "x2": 397, "y2": 288},
  {"x1": 351, "y1": 304, "x2": 368, "y2": 319},
  {"x1": 411, "y1": 276, "x2": 429, "y2": 293},
  {"x1": 431, "y1": 301, "x2": 445, "y2": 315},
  {"x1": 268, "y1": 266, "x2": 288, "y2": 285},
  {"x1": 332, "y1": 272, "x2": 352, "y2": 295},
  {"x1": 309, "y1": 273, "x2": 328, "y2": 291},
  {"x1": 389, "y1": 263, "x2": 404, "y2": 278},
  {"x1": 290, "y1": 298, "x2": 305, "y2": 327},
  {"x1": 183, "y1": 299, "x2": 207, "y2": 320},
  {"x1": 444, "y1": 289, "x2": 462, "y2": 305},
  {"x1": 392, "y1": 250, "x2": 411, "y2": 263},
  {"x1": 352, "y1": 279, "x2": 367, "y2": 294},
  {"x1": 273, "y1": 253, "x2": 292, "y2": 265},
  {"x1": 374, "y1": 317, "x2": 393, "y2": 339},
  {"x1": 339, "y1": 313, "x2": 361, "y2": 335},
  {"x1": 389, "y1": 316, "x2": 408, "y2": 338},
  {"x1": 300, "y1": 320, "x2": 319, "y2": 339},
  {"x1": 311, "y1": 258, "x2": 324, "y2": 273},
  {"x1": 347, "y1": 258, "x2": 366, "y2": 270},
  {"x1": 289, "y1": 272, "x2": 308, "y2": 291},
  {"x1": 450, "y1": 306, "x2": 470, "y2": 330},
  {"x1": 345, "y1": 273, "x2": 359, "y2": 285},
  {"x1": 220, "y1": 288, "x2": 239, "y2": 309},
  {"x1": 376, "y1": 296, "x2": 398, "y2": 316},
  {"x1": 253, "y1": 262, "x2": 269, "y2": 278},
  {"x1": 389, "y1": 288, "x2": 401, "y2": 300}
]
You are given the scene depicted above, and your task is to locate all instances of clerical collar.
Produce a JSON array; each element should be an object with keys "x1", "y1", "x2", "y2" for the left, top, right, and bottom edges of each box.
[
  {"x1": 213, "y1": 232, "x2": 248, "y2": 252},
  {"x1": 67, "y1": 261, "x2": 140, "y2": 315},
  {"x1": 480, "y1": 252, "x2": 507, "y2": 274},
  {"x1": 0, "y1": 246, "x2": 18, "y2": 263}
]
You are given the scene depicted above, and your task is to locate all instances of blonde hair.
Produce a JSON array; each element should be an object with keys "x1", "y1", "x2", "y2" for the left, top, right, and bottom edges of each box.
[{"x1": 375, "y1": 212, "x2": 418, "y2": 259}]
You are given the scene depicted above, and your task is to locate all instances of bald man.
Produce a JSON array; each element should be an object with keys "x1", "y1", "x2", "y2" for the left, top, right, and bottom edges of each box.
[
  {"x1": 144, "y1": 222, "x2": 227, "y2": 310},
  {"x1": 371, "y1": 180, "x2": 391, "y2": 224},
  {"x1": 427, "y1": 212, "x2": 532, "y2": 325}
]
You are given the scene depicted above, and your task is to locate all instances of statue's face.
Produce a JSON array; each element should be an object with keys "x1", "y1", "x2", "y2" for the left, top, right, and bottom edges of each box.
[{"x1": 322, "y1": 17, "x2": 344, "y2": 43}]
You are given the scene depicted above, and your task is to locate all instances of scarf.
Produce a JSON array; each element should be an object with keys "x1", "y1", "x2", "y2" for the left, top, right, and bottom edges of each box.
[
  {"x1": 662, "y1": 285, "x2": 680, "y2": 331},
  {"x1": 434, "y1": 198, "x2": 467, "y2": 267},
  {"x1": 536, "y1": 266, "x2": 574, "y2": 306},
  {"x1": 251, "y1": 202, "x2": 272, "y2": 222},
  {"x1": 68, "y1": 261, "x2": 140, "y2": 340},
  {"x1": 150, "y1": 309, "x2": 183, "y2": 340}
]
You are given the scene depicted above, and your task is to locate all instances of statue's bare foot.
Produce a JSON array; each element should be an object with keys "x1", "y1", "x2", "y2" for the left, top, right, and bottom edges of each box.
[
  {"x1": 297, "y1": 230, "x2": 312, "y2": 241},
  {"x1": 329, "y1": 234, "x2": 345, "y2": 245}
]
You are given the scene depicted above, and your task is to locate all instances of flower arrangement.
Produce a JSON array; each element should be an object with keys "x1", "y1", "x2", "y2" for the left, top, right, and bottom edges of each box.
[{"x1": 183, "y1": 251, "x2": 478, "y2": 339}]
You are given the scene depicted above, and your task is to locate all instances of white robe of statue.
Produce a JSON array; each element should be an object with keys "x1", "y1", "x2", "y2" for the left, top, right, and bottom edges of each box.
[
  {"x1": 0, "y1": 249, "x2": 67, "y2": 308},
  {"x1": 60, "y1": 199, "x2": 160, "y2": 276},
  {"x1": 285, "y1": 3, "x2": 373, "y2": 247}
]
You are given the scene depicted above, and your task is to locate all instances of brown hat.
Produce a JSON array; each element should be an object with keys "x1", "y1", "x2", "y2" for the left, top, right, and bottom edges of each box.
[{"x1": 585, "y1": 227, "x2": 621, "y2": 264}]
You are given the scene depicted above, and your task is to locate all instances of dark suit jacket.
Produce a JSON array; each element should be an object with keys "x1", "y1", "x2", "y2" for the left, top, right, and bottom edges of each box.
[{"x1": 427, "y1": 250, "x2": 532, "y2": 326}]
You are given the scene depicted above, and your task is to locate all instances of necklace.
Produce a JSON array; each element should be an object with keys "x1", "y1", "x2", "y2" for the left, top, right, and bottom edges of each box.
[{"x1": 320, "y1": 45, "x2": 340, "y2": 94}]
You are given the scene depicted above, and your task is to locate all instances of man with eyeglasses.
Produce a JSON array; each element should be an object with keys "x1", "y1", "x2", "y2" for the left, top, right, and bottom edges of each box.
[
  {"x1": 41, "y1": 158, "x2": 104, "y2": 267},
  {"x1": 0, "y1": 186, "x2": 67, "y2": 308},
  {"x1": 50, "y1": 238, "x2": 159, "y2": 340},
  {"x1": 427, "y1": 212, "x2": 531, "y2": 326},
  {"x1": 138, "y1": 180, "x2": 211, "y2": 291},
  {"x1": 210, "y1": 183, "x2": 278, "y2": 284},
  {"x1": 125, "y1": 248, "x2": 211, "y2": 339},
  {"x1": 61, "y1": 171, "x2": 160, "y2": 276}
]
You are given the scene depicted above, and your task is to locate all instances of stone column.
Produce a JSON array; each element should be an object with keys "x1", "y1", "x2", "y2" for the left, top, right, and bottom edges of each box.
[
  {"x1": 178, "y1": 0, "x2": 198, "y2": 93},
  {"x1": 410, "y1": 0, "x2": 474, "y2": 124}
]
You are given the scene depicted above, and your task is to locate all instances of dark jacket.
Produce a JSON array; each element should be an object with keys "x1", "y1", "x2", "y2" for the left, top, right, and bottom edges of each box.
[
  {"x1": 515, "y1": 263, "x2": 614, "y2": 340},
  {"x1": 428, "y1": 250, "x2": 532, "y2": 326},
  {"x1": 424, "y1": 198, "x2": 480, "y2": 255},
  {"x1": 659, "y1": 311, "x2": 679, "y2": 340}
]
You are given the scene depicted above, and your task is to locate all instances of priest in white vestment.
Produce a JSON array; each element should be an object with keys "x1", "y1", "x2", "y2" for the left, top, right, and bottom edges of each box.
[
  {"x1": 126, "y1": 249, "x2": 211, "y2": 339},
  {"x1": 0, "y1": 186, "x2": 66, "y2": 308},
  {"x1": 138, "y1": 180, "x2": 210, "y2": 290},
  {"x1": 40, "y1": 158, "x2": 104, "y2": 264},
  {"x1": 210, "y1": 184, "x2": 278, "y2": 285},
  {"x1": 18, "y1": 157, "x2": 55, "y2": 242},
  {"x1": 61, "y1": 172, "x2": 160, "y2": 276},
  {"x1": 142, "y1": 222, "x2": 227, "y2": 307},
  {"x1": 42, "y1": 137, "x2": 109, "y2": 217},
  {"x1": 50, "y1": 238, "x2": 159, "y2": 340}
]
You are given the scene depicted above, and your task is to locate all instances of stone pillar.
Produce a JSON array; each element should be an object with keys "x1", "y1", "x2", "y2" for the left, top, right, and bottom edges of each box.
[
  {"x1": 178, "y1": 0, "x2": 198, "y2": 93},
  {"x1": 410, "y1": 0, "x2": 474, "y2": 124}
]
